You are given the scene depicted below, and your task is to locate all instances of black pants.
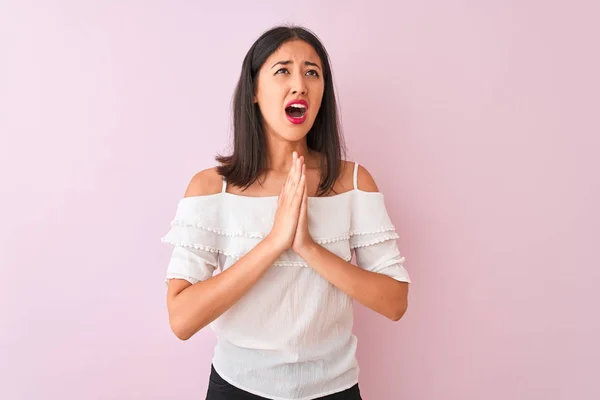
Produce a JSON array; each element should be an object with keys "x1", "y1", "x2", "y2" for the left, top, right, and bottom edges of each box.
[{"x1": 206, "y1": 365, "x2": 362, "y2": 400}]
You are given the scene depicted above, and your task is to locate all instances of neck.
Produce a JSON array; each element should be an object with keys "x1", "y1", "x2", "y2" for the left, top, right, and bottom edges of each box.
[{"x1": 264, "y1": 136, "x2": 317, "y2": 173}]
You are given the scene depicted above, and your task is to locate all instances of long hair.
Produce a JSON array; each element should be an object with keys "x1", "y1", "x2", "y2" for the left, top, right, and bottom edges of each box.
[{"x1": 216, "y1": 25, "x2": 345, "y2": 196}]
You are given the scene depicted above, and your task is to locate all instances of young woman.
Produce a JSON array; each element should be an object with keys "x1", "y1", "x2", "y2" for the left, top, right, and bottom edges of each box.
[{"x1": 162, "y1": 25, "x2": 411, "y2": 400}]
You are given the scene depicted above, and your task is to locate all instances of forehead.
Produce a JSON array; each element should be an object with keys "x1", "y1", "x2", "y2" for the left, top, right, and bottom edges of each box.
[{"x1": 264, "y1": 39, "x2": 322, "y2": 66}]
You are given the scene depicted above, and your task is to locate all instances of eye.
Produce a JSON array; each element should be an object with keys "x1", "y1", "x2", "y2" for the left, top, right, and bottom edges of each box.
[
  {"x1": 275, "y1": 68, "x2": 289, "y2": 75},
  {"x1": 306, "y1": 69, "x2": 320, "y2": 77}
]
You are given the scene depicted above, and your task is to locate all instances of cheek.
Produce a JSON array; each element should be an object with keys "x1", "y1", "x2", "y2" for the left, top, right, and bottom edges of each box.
[
  {"x1": 257, "y1": 96, "x2": 284, "y2": 126},
  {"x1": 256, "y1": 80, "x2": 282, "y2": 115},
  {"x1": 310, "y1": 86, "x2": 325, "y2": 114},
  {"x1": 258, "y1": 95, "x2": 282, "y2": 118}
]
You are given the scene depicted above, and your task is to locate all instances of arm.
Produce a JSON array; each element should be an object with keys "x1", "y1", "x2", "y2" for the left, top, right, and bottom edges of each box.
[
  {"x1": 167, "y1": 156, "x2": 306, "y2": 340},
  {"x1": 296, "y1": 245, "x2": 409, "y2": 321},
  {"x1": 167, "y1": 235, "x2": 284, "y2": 340},
  {"x1": 293, "y1": 164, "x2": 409, "y2": 321}
]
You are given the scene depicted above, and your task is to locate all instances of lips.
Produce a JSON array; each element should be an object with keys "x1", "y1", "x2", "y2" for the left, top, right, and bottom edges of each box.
[{"x1": 285, "y1": 99, "x2": 308, "y2": 124}]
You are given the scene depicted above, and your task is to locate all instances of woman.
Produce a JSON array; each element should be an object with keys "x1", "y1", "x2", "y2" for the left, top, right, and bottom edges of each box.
[{"x1": 161, "y1": 25, "x2": 411, "y2": 400}]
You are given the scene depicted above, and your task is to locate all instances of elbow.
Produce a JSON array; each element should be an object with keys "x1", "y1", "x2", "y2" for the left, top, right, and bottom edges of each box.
[
  {"x1": 389, "y1": 301, "x2": 408, "y2": 322},
  {"x1": 170, "y1": 321, "x2": 192, "y2": 341},
  {"x1": 389, "y1": 281, "x2": 409, "y2": 321},
  {"x1": 173, "y1": 328, "x2": 192, "y2": 341},
  {"x1": 169, "y1": 316, "x2": 199, "y2": 341}
]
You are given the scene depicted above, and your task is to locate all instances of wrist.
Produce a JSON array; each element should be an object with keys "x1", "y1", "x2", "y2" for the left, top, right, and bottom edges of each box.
[
  {"x1": 263, "y1": 234, "x2": 289, "y2": 254},
  {"x1": 294, "y1": 240, "x2": 319, "y2": 259}
]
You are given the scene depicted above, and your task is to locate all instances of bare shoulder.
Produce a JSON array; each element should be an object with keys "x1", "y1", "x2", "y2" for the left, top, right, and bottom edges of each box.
[
  {"x1": 333, "y1": 160, "x2": 356, "y2": 194},
  {"x1": 356, "y1": 162, "x2": 380, "y2": 192},
  {"x1": 339, "y1": 160, "x2": 379, "y2": 193},
  {"x1": 183, "y1": 167, "x2": 223, "y2": 198}
]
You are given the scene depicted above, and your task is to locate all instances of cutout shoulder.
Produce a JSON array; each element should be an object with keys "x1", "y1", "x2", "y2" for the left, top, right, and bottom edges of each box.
[
  {"x1": 356, "y1": 164, "x2": 380, "y2": 192},
  {"x1": 183, "y1": 167, "x2": 223, "y2": 197},
  {"x1": 333, "y1": 160, "x2": 356, "y2": 194}
]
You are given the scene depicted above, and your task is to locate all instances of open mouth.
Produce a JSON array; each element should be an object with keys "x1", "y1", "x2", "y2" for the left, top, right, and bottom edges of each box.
[
  {"x1": 285, "y1": 104, "x2": 307, "y2": 118},
  {"x1": 285, "y1": 101, "x2": 308, "y2": 124}
]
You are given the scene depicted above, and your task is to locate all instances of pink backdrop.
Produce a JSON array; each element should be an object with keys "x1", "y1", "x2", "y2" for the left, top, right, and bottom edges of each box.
[{"x1": 1, "y1": 1, "x2": 598, "y2": 399}]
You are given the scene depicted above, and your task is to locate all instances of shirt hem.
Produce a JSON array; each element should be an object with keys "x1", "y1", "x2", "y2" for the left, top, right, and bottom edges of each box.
[{"x1": 211, "y1": 362, "x2": 359, "y2": 400}]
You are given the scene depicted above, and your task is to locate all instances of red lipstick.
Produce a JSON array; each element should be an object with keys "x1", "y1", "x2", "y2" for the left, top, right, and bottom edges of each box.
[{"x1": 284, "y1": 99, "x2": 308, "y2": 124}]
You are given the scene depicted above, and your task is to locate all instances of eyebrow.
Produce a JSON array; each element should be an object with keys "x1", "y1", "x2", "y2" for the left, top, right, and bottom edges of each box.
[{"x1": 271, "y1": 60, "x2": 322, "y2": 70}]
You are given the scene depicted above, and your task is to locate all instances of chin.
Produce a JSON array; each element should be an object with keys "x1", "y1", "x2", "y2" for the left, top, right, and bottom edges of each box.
[
  {"x1": 280, "y1": 129, "x2": 311, "y2": 141},
  {"x1": 269, "y1": 121, "x2": 315, "y2": 142}
]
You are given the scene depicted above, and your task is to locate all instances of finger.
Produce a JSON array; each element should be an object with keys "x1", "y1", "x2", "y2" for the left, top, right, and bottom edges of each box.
[
  {"x1": 287, "y1": 159, "x2": 300, "y2": 195},
  {"x1": 292, "y1": 152, "x2": 298, "y2": 174},
  {"x1": 287, "y1": 152, "x2": 300, "y2": 187},
  {"x1": 293, "y1": 164, "x2": 306, "y2": 203},
  {"x1": 288, "y1": 152, "x2": 297, "y2": 175},
  {"x1": 285, "y1": 158, "x2": 297, "y2": 197},
  {"x1": 299, "y1": 171, "x2": 308, "y2": 216},
  {"x1": 297, "y1": 162, "x2": 306, "y2": 187},
  {"x1": 293, "y1": 156, "x2": 304, "y2": 186},
  {"x1": 298, "y1": 156, "x2": 304, "y2": 176},
  {"x1": 278, "y1": 183, "x2": 284, "y2": 205},
  {"x1": 286, "y1": 154, "x2": 304, "y2": 201},
  {"x1": 303, "y1": 172, "x2": 308, "y2": 204},
  {"x1": 287, "y1": 157, "x2": 296, "y2": 183}
]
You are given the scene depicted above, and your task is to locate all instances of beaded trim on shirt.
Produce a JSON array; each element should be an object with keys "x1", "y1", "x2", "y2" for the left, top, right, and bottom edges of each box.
[
  {"x1": 170, "y1": 219, "x2": 397, "y2": 241},
  {"x1": 160, "y1": 236, "x2": 355, "y2": 266}
]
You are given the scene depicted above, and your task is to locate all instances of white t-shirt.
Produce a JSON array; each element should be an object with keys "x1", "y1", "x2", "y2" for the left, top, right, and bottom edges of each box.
[{"x1": 161, "y1": 162, "x2": 411, "y2": 400}]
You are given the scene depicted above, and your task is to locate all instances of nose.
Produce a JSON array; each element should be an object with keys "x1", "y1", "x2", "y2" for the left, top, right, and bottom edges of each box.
[{"x1": 291, "y1": 72, "x2": 307, "y2": 95}]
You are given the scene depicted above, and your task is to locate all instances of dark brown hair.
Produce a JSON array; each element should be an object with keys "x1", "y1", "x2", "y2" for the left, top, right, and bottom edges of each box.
[{"x1": 216, "y1": 25, "x2": 346, "y2": 196}]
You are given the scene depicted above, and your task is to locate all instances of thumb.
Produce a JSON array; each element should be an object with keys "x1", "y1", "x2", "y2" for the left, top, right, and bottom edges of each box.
[
  {"x1": 299, "y1": 178, "x2": 308, "y2": 219},
  {"x1": 278, "y1": 183, "x2": 284, "y2": 206}
]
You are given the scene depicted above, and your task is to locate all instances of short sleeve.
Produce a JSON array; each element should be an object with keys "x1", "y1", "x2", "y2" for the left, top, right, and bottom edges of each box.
[
  {"x1": 163, "y1": 245, "x2": 218, "y2": 285},
  {"x1": 353, "y1": 238, "x2": 411, "y2": 283},
  {"x1": 350, "y1": 192, "x2": 411, "y2": 283},
  {"x1": 160, "y1": 194, "x2": 283, "y2": 286},
  {"x1": 160, "y1": 198, "x2": 224, "y2": 286}
]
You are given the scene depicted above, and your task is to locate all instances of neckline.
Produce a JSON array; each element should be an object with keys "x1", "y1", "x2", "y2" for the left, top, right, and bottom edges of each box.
[
  {"x1": 224, "y1": 188, "x2": 355, "y2": 200},
  {"x1": 180, "y1": 188, "x2": 383, "y2": 202}
]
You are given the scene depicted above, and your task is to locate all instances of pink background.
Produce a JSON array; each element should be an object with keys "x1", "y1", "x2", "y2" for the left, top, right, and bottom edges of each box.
[{"x1": 1, "y1": 1, "x2": 599, "y2": 399}]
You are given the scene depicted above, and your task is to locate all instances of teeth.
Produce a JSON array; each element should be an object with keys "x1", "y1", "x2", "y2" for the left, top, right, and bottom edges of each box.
[{"x1": 289, "y1": 104, "x2": 306, "y2": 109}]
